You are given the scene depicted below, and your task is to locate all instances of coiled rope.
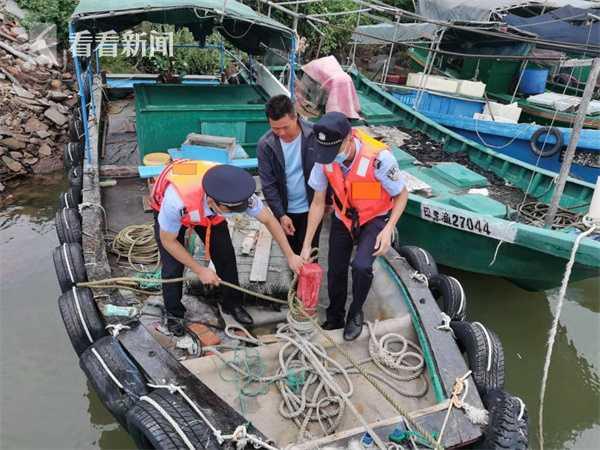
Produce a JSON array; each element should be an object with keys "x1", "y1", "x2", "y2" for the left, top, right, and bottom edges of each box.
[{"x1": 110, "y1": 223, "x2": 160, "y2": 272}]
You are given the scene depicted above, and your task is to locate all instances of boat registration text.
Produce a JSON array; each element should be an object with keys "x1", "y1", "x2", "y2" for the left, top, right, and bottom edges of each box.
[{"x1": 420, "y1": 204, "x2": 517, "y2": 243}]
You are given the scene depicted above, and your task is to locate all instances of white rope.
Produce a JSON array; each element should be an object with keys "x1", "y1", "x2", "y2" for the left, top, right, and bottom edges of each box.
[
  {"x1": 62, "y1": 208, "x2": 71, "y2": 231},
  {"x1": 72, "y1": 287, "x2": 93, "y2": 343},
  {"x1": 62, "y1": 243, "x2": 75, "y2": 283},
  {"x1": 436, "y1": 312, "x2": 452, "y2": 333},
  {"x1": 472, "y1": 322, "x2": 493, "y2": 372},
  {"x1": 410, "y1": 271, "x2": 428, "y2": 286},
  {"x1": 538, "y1": 224, "x2": 597, "y2": 450},
  {"x1": 105, "y1": 323, "x2": 131, "y2": 337},
  {"x1": 448, "y1": 276, "x2": 465, "y2": 317},
  {"x1": 91, "y1": 348, "x2": 124, "y2": 390},
  {"x1": 514, "y1": 395, "x2": 526, "y2": 421},
  {"x1": 139, "y1": 395, "x2": 195, "y2": 450}
]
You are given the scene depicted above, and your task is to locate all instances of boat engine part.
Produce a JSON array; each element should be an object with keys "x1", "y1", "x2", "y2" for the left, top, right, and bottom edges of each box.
[
  {"x1": 529, "y1": 126, "x2": 563, "y2": 158},
  {"x1": 476, "y1": 389, "x2": 528, "y2": 450},
  {"x1": 63, "y1": 142, "x2": 83, "y2": 170},
  {"x1": 53, "y1": 242, "x2": 88, "y2": 293},
  {"x1": 58, "y1": 287, "x2": 106, "y2": 355},
  {"x1": 55, "y1": 207, "x2": 82, "y2": 244},
  {"x1": 396, "y1": 245, "x2": 439, "y2": 281},
  {"x1": 428, "y1": 274, "x2": 467, "y2": 321},
  {"x1": 450, "y1": 321, "x2": 505, "y2": 395},
  {"x1": 80, "y1": 336, "x2": 149, "y2": 430},
  {"x1": 126, "y1": 389, "x2": 221, "y2": 450}
]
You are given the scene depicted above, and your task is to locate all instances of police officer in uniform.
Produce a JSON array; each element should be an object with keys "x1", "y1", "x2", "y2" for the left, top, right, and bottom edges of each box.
[
  {"x1": 300, "y1": 112, "x2": 408, "y2": 341},
  {"x1": 151, "y1": 160, "x2": 305, "y2": 336}
]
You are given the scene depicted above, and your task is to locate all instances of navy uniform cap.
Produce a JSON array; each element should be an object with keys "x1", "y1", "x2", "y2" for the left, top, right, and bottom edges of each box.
[
  {"x1": 203, "y1": 165, "x2": 256, "y2": 205},
  {"x1": 313, "y1": 111, "x2": 352, "y2": 164}
]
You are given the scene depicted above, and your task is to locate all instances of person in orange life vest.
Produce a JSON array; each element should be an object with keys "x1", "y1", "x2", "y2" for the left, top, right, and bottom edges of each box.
[
  {"x1": 300, "y1": 112, "x2": 408, "y2": 341},
  {"x1": 151, "y1": 161, "x2": 305, "y2": 336}
]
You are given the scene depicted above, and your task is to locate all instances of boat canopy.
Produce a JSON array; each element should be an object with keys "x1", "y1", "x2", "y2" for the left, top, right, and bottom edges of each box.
[
  {"x1": 504, "y1": 6, "x2": 600, "y2": 49},
  {"x1": 71, "y1": 0, "x2": 294, "y2": 54},
  {"x1": 417, "y1": 0, "x2": 599, "y2": 23}
]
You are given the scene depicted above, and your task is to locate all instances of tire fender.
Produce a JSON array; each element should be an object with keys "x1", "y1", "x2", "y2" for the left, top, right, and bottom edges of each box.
[
  {"x1": 69, "y1": 165, "x2": 83, "y2": 190},
  {"x1": 530, "y1": 126, "x2": 563, "y2": 158},
  {"x1": 55, "y1": 207, "x2": 82, "y2": 244},
  {"x1": 58, "y1": 187, "x2": 82, "y2": 209},
  {"x1": 429, "y1": 274, "x2": 467, "y2": 321},
  {"x1": 450, "y1": 321, "x2": 505, "y2": 395},
  {"x1": 53, "y1": 243, "x2": 88, "y2": 293},
  {"x1": 58, "y1": 287, "x2": 106, "y2": 355},
  {"x1": 63, "y1": 142, "x2": 82, "y2": 170},
  {"x1": 80, "y1": 336, "x2": 148, "y2": 429},
  {"x1": 127, "y1": 390, "x2": 221, "y2": 450},
  {"x1": 477, "y1": 389, "x2": 528, "y2": 449},
  {"x1": 396, "y1": 245, "x2": 439, "y2": 280}
]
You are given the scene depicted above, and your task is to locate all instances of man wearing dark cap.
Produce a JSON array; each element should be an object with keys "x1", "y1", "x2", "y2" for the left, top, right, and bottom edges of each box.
[
  {"x1": 257, "y1": 94, "x2": 320, "y2": 254},
  {"x1": 300, "y1": 112, "x2": 408, "y2": 341},
  {"x1": 151, "y1": 160, "x2": 305, "y2": 336}
]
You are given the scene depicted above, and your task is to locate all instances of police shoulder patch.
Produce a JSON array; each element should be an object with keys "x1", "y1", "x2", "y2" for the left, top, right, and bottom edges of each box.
[
  {"x1": 373, "y1": 159, "x2": 382, "y2": 170},
  {"x1": 386, "y1": 166, "x2": 402, "y2": 182}
]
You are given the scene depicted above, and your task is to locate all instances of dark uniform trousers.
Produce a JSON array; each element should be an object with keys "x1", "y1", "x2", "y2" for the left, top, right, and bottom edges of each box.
[
  {"x1": 153, "y1": 215, "x2": 241, "y2": 318},
  {"x1": 286, "y1": 211, "x2": 322, "y2": 254},
  {"x1": 327, "y1": 214, "x2": 388, "y2": 323}
]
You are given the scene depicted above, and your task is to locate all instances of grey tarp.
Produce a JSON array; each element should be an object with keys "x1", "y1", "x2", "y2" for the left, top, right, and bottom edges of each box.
[
  {"x1": 352, "y1": 22, "x2": 437, "y2": 44},
  {"x1": 417, "y1": 0, "x2": 600, "y2": 22}
]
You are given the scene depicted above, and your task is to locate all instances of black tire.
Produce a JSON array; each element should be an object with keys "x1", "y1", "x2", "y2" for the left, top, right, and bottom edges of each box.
[
  {"x1": 53, "y1": 243, "x2": 88, "y2": 293},
  {"x1": 68, "y1": 111, "x2": 84, "y2": 143},
  {"x1": 429, "y1": 274, "x2": 467, "y2": 321},
  {"x1": 477, "y1": 389, "x2": 528, "y2": 450},
  {"x1": 80, "y1": 336, "x2": 148, "y2": 429},
  {"x1": 58, "y1": 187, "x2": 81, "y2": 209},
  {"x1": 58, "y1": 287, "x2": 106, "y2": 355},
  {"x1": 69, "y1": 165, "x2": 83, "y2": 190},
  {"x1": 450, "y1": 321, "x2": 504, "y2": 395},
  {"x1": 127, "y1": 390, "x2": 220, "y2": 450},
  {"x1": 396, "y1": 245, "x2": 439, "y2": 280},
  {"x1": 64, "y1": 142, "x2": 82, "y2": 170},
  {"x1": 55, "y1": 207, "x2": 82, "y2": 244},
  {"x1": 530, "y1": 126, "x2": 563, "y2": 158}
]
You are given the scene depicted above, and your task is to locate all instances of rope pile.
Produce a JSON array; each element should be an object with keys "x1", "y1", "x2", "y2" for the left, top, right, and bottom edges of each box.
[
  {"x1": 110, "y1": 223, "x2": 160, "y2": 271},
  {"x1": 517, "y1": 202, "x2": 585, "y2": 229}
]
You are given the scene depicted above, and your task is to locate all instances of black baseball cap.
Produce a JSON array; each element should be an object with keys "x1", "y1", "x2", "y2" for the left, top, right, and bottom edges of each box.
[
  {"x1": 313, "y1": 112, "x2": 352, "y2": 164},
  {"x1": 203, "y1": 165, "x2": 256, "y2": 209}
]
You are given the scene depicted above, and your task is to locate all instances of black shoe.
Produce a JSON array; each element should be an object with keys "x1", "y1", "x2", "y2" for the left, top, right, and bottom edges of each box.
[
  {"x1": 321, "y1": 320, "x2": 344, "y2": 331},
  {"x1": 343, "y1": 311, "x2": 364, "y2": 341},
  {"x1": 167, "y1": 318, "x2": 185, "y2": 337},
  {"x1": 223, "y1": 305, "x2": 254, "y2": 326}
]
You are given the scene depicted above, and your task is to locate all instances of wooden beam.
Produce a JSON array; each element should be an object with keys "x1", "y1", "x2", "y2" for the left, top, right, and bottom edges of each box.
[{"x1": 249, "y1": 224, "x2": 273, "y2": 282}]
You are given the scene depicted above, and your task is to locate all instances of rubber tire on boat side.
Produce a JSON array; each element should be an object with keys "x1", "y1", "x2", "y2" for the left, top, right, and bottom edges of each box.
[
  {"x1": 68, "y1": 111, "x2": 84, "y2": 143},
  {"x1": 53, "y1": 243, "x2": 88, "y2": 293},
  {"x1": 530, "y1": 126, "x2": 563, "y2": 158},
  {"x1": 476, "y1": 389, "x2": 528, "y2": 450},
  {"x1": 127, "y1": 390, "x2": 221, "y2": 450},
  {"x1": 396, "y1": 245, "x2": 439, "y2": 280},
  {"x1": 59, "y1": 187, "x2": 82, "y2": 209},
  {"x1": 58, "y1": 287, "x2": 106, "y2": 355},
  {"x1": 69, "y1": 165, "x2": 83, "y2": 190},
  {"x1": 64, "y1": 142, "x2": 83, "y2": 170},
  {"x1": 55, "y1": 207, "x2": 82, "y2": 244},
  {"x1": 450, "y1": 321, "x2": 505, "y2": 395},
  {"x1": 80, "y1": 336, "x2": 149, "y2": 430},
  {"x1": 428, "y1": 274, "x2": 467, "y2": 321}
]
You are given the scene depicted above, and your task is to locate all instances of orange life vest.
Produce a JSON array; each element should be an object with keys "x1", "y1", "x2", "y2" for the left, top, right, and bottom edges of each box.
[
  {"x1": 323, "y1": 129, "x2": 393, "y2": 235},
  {"x1": 151, "y1": 159, "x2": 225, "y2": 259}
]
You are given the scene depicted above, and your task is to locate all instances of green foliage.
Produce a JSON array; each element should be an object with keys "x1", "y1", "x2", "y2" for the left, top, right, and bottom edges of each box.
[{"x1": 16, "y1": 0, "x2": 77, "y2": 44}]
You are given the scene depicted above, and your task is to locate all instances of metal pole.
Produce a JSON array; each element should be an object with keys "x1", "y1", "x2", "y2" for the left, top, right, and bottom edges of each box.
[{"x1": 544, "y1": 57, "x2": 600, "y2": 227}]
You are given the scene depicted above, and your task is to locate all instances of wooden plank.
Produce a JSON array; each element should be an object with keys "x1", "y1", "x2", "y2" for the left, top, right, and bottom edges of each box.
[
  {"x1": 119, "y1": 323, "x2": 263, "y2": 438},
  {"x1": 99, "y1": 165, "x2": 139, "y2": 178},
  {"x1": 249, "y1": 224, "x2": 273, "y2": 282},
  {"x1": 382, "y1": 250, "x2": 483, "y2": 447},
  {"x1": 241, "y1": 230, "x2": 258, "y2": 255}
]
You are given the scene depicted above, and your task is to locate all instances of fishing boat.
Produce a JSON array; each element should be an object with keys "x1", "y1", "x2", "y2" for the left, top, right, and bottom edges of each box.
[{"x1": 50, "y1": 1, "x2": 530, "y2": 449}]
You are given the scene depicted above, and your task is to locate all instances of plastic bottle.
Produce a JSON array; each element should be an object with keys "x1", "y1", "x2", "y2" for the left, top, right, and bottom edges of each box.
[
  {"x1": 102, "y1": 304, "x2": 138, "y2": 318},
  {"x1": 360, "y1": 433, "x2": 374, "y2": 448}
]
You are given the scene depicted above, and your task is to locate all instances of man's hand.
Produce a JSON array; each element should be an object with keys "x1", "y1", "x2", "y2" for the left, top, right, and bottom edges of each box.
[
  {"x1": 194, "y1": 266, "x2": 221, "y2": 286},
  {"x1": 300, "y1": 246, "x2": 312, "y2": 262},
  {"x1": 280, "y1": 215, "x2": 295, "y2": 236},
  {"x1": 372, "y1": 225, "x2": 394, "y2": 257},
  {"x1": 287, "y1": 254, "x2": 305, "y2": 274}
]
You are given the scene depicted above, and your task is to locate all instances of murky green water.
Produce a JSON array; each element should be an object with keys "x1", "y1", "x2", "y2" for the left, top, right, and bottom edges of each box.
[{"x1": 0, "y1": 173, "x2": 598, "y2": 449}]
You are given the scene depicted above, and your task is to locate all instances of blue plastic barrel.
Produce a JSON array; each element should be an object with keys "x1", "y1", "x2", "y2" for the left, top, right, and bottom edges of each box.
[{"x1": 518, "y1": 68, "x2": 549, "y2": 95}]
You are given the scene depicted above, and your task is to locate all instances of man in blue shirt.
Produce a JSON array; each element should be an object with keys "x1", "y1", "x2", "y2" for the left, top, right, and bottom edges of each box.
[{"x1": 257, "y1": 95, "x2": 321, "y2": 254}]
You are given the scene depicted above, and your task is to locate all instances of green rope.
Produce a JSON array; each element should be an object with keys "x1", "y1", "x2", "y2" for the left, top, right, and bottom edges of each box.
[{"x1": 135, "y1": 269, "x2": 163, "y2": 289}]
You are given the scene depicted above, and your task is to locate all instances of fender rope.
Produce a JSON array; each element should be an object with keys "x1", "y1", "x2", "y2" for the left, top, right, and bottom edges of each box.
[
  {"x1": 472, "y1": 322, "x2": 493, "y2": 373},
  {"x1": 72, "y1": 287, "x2": 93, "y2": 343},
  {"x1": 62, "y1": 243, "x2": 75, "y2": 284},
  {"x1": 139, "y1": 394, "x2": 195, "y2": 450},
  {"x1": 91, "y1": 348, "x2": 124, "y2": 390},
  {"x1": 448, "y1": 276, "x2": 465, "y2": 317}
]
